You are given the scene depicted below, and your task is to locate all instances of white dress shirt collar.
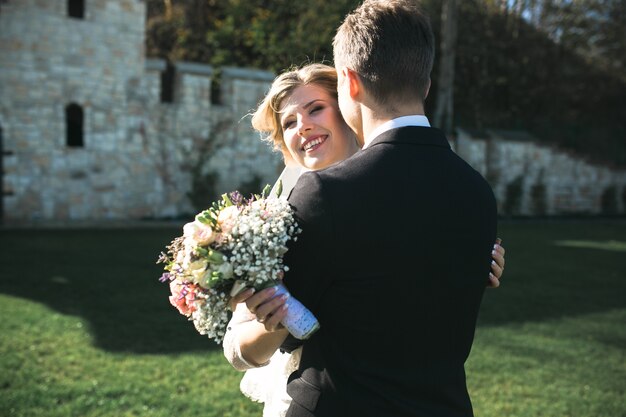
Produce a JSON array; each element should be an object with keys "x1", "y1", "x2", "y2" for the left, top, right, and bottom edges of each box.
[{"x1": 363, "y1": 115, "x2": 431, "y2": 149}]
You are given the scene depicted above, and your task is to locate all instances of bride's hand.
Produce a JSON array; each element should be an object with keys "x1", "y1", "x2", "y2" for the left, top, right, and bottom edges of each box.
[
  {"x1": 488, "y1": 238, "x2": 506, "y2": 288},
  {"x1": 228, "y1": 287, "x2": 255, "y2": 311},
  {"x1": 246, "y1": 286, "x2": 289, "y2": 332}
]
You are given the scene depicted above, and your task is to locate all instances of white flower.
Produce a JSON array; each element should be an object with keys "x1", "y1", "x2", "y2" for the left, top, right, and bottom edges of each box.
[
  {"x1": 188, "y1": 259, "x2": 209, "y2": 282},
  {"x1": 158, "y1": 191, "x2": 301, "y2": 345},
  {"x1": 183, "y1": 220, "x2": 216, "y2": 246},
  {"x1": 217, "y1": 262, "x2": 234, "y2": 280},
  {"x1": 218, "y1": 205, "x2": 239, "y2": 234}
]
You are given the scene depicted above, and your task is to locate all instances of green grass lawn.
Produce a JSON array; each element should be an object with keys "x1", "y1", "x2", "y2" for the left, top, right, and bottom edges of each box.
[{"x1": 1, "y1": 220, "x2": 625, "y2": 416}]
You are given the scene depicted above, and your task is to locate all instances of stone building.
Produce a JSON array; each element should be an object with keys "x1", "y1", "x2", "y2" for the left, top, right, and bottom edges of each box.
[
  {"x1": 0, "y1": 0, "x2": 282, "y2": 223},
  {"x1": 0, "y1": 0, "x2": 624, "y2": 223}
]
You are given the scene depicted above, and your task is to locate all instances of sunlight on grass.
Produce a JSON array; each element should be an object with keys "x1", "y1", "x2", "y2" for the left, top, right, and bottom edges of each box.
[
  {"x1": 1, "y1": 222, "x2": 625, "y2": 416},
  {"x1": 468, "y1": 309, "x2": 626, "y2": 417},
  {"x1": 554, "y1": 239, "x2": 626, "y2": 252},
  {"x1": 0, "y1": 294, "x2": 261, "y2": 417}
]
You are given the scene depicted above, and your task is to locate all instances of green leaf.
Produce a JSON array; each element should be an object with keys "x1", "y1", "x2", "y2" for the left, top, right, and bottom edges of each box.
[
  {"x1": 222, "y1": 193, "x2": 233, "y2": 206},
  {"x1": 261, "y1": 183, "x2": 272, "y2": 198},
  {"x1": 275, "y1": 179, "x2": 283, "y2": 198}
]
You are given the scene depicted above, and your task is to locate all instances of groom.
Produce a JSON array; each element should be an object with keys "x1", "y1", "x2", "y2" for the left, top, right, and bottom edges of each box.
[{"x1": 279, "y1": 0, "x2": 498, "y2": 416}]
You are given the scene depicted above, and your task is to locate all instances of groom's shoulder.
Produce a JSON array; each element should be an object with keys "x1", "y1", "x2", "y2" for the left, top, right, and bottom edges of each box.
[{"x1": 316, "y1": 152, "x2": 369, "y2": 182}]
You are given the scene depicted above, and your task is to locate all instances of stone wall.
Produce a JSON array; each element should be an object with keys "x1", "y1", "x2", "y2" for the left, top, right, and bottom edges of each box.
[
  {"x1": 456, "y1": 129, "x2": 626, "y2": 216},
  {"x1": 0, "y1": 0, "x2": 282, "y2": 222},
  {"x1": 1, "y1": 1, "x2": 623, "y2": 222}
]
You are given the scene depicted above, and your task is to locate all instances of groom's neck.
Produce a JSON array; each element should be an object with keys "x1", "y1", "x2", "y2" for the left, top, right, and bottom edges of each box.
[{"x1": 361, "y1": 101, "x2": 426, "y2": 147}]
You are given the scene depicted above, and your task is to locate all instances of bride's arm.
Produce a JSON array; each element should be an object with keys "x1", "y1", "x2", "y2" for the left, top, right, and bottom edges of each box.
[
  {"x1": 223, "y1": 303, "x2": 264, "y2": 371},
  {"x1": 223, "y1": 288, "x2": 290, "y2": 371},
  {"x1": 236, "y1": 320, "x2": 289, "y2": 367}
]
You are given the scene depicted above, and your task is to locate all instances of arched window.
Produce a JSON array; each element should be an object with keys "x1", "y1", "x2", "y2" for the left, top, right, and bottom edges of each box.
[
  {"x1": 160, "y1": 61, "x2": 176, "y2": 103},
  {"x1": 210, "y1": 70, "x2": 223, "y2": 105},
  {"x1": 68, "y1": 0, "x2": 85, "y2": 19},
  {"x1": 66, "y1": 103, "x2": 84, "y2": 147}
]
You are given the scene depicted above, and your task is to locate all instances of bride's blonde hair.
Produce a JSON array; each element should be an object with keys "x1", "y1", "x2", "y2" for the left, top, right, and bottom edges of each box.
[{"x1": 251, "y1": 63, "x2": 339, "y2": 157}]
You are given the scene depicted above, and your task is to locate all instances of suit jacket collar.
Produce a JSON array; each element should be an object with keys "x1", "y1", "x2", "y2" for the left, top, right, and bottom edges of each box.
[{"x1": 365, "y1": 126, "x2": 451, "y2": 150}]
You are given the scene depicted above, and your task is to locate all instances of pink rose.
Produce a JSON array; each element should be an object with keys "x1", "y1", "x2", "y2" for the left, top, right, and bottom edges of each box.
[{"x1": 169, "y1": 281, "x2": 197, "y2": 316}]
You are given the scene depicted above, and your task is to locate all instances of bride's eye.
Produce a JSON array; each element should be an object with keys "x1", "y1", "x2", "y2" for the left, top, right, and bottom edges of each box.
[
  {"x1": 310, "y1": 105, "x2": 324, "y2": 115},
  {"x1": 282, "y1": 119, "x2": 295, "y2": 130}
]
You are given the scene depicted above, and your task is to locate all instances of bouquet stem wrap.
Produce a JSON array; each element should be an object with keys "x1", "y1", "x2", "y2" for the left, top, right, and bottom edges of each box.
[{"x1": 274, "y1": 283, "x2": 319, "y2": 340}]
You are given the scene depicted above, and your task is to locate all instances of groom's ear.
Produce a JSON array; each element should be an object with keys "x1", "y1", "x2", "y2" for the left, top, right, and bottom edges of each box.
[{"x1": 342, "y1": 67, "x2": 361, "y2": 100}]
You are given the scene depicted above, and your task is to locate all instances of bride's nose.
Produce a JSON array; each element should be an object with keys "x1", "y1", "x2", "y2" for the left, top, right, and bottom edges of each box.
[{"x1": 297, "y1": 115, "x2": 312, "y2": 136}]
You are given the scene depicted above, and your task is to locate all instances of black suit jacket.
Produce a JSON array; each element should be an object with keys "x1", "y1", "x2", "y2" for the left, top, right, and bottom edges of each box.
[{"x1": 281, "y1": 126, "x2": 497, "y2": 417}]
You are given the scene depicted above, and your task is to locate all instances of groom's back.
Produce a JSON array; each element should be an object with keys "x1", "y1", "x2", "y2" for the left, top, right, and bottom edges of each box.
[{"x1": 284, "y1": 126, "x2": 497, "y2": 417}]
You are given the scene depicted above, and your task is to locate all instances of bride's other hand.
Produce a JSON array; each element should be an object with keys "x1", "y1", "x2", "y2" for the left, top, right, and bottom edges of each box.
[
  {"x1": 488, "y1": 238, "x2": 506, "y2": 288},
  {"x1": 246, "y1": 286, "x2": 289, "y2": 332}
]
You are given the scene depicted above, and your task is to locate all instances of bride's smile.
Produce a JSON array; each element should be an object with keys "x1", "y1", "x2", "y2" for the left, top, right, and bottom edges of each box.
[
  {"x1": 302, "y1": 135, "x2": 328, "y2": 152},
  {"x1": 279, "y1": 84, "x2": 359, "y2": 171}
]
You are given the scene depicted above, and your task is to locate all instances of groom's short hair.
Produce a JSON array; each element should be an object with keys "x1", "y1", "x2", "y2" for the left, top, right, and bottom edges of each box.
[{"x1": 333, "y1": 0, "x2": 434, "y2": 106}]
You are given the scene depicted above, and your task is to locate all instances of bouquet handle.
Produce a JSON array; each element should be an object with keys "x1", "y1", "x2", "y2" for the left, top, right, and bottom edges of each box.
[{"x1": 230, "y1": 280, "x2": 320, "y2": 340}]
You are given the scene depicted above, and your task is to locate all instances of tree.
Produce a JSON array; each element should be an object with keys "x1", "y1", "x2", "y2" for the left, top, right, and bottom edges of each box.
[
  {"x1": 146, "y1": 0, "x2": 361, "y2": 72},
  {"x1": 433, "y1": 0, "x2": 458, "y2": 134},
  {"x1": 144, "y1": 0, "x2": 626, "y2": 167}
]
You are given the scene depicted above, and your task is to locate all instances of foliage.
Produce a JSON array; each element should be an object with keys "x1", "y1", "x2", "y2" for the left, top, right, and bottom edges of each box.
[
  {"x1": 183, "y1": 120, "x2": 275, "y2": 215},
  {"x1": 146, "y1": 0, "x2": 626, "y2": 167},
  {"x1": 186, "y1": 120, "x2": 232, "y2": 213},
  {"x1": 1, "y1": 221, "x2": 626, "y2": 416},
  {"x1": 600, "y1": 185, "x2": 619, "y2": 215},
  {"x1": 146, "y1": 0, "x2": 361, "y2": 72},
  {"x1": 530, "y1": 182, "x2": 547, "y2": 216},
  {"x1": 503, "y1": 175, "x2": 524, "y2": 215},
  {"x1": 189, "y1": 170, "x2": 220, "y2": 215},
  {"x1": 536, "y1": 0, "x2": 626, "y2": 81},
  {"x1": 236, "y1": 174, "x2": 265, "y2": 201},
  {"x1": 449, "y1": 0, "x2": 626, "y2": 167}
]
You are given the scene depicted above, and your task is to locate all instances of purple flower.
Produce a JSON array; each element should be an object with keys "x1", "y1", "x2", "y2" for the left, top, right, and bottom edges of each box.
[{"x1": 229, "y1": 191, "x2": 243, "y2": 206}]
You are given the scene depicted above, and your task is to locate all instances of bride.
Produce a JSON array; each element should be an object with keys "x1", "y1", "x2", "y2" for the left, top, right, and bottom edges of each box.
[{"x1": 222, "y1": 63, "x2": 506, "y2": 417}]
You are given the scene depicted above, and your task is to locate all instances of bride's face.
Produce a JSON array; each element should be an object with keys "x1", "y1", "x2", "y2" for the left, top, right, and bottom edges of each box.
[{"x1": 279, "y1": 84, "x2": 358, "y2": 171}]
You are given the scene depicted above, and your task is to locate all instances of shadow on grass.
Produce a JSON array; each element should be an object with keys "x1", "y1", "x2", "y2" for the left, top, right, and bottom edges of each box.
[
  {"x1": 0, "y1": 227, "x2": 223, "y2": 354},
  {"x1": 476, "y1": 220, "x2": 626, "y2": 327},
  {"x1": 1, "y1": 220, "x2": 625, "y2": 353}
]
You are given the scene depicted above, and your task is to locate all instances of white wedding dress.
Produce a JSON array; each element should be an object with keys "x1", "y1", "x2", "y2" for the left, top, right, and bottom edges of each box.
[
  {"x1": 239, "y1": 347, "x2": 302, "y2": 417},
  {"x1": 223, "y1": 302, "x2": 302, "y2": 417},
  {"x1": 223, "y1": 165, "x2": 306, "y2": 417}
]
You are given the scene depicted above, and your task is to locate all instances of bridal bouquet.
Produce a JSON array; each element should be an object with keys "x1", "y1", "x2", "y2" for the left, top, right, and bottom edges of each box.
[{"x1": 157, "y1": 186, "x2": 319, "y2": 344}]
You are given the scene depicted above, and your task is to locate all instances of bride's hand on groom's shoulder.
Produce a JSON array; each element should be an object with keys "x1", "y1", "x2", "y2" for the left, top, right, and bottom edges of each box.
[{"x1": 488, "y1": 238, "x2": 506, "y2": 288}]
